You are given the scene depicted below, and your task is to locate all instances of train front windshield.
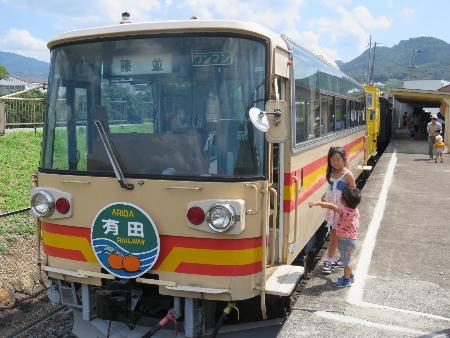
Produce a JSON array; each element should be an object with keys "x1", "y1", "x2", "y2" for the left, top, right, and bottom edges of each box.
[{"x1": 41, "y1": 35, "x2": 267, "y2": 179}]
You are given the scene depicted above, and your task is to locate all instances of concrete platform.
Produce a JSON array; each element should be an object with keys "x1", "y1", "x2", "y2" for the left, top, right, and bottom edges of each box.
[{"x1": 278, "y1": 129, "x2": 450, "y2": 338}]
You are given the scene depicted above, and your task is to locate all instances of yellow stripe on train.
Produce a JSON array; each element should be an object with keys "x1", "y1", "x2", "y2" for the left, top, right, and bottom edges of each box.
[
  {"x1": 157, "y1": 247, "x2": 263, "y2": 272},
  {"x1": 43, "y1": 231, "x2": 98, "y2": 263}
]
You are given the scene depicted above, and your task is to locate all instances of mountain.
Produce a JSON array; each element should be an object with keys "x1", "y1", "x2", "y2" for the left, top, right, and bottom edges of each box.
[
  {"x1": 0, "y1": 51, "x2": 49, "y2": 79},
  {"x1": 339, "y1": 37, "x2": 450, "y2": 84}
]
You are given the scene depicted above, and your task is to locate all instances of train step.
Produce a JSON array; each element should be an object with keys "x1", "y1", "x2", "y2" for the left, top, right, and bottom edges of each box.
[{"x1": 265, "y1": 265, "x2": 304, "y2": 297}]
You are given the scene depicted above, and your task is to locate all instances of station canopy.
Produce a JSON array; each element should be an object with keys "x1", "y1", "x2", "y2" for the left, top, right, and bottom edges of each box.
[
  {"x1": 390, "y1": 88, "x2": 450, "y2": 108},
  {"x1": 391, "y1": 88, "x2": 450, "y2": 145}
]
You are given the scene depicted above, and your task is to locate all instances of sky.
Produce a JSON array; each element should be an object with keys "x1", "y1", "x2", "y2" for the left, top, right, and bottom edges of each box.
[{"x1": 0, "y1": 0, "x2": 448, "y2": 63}]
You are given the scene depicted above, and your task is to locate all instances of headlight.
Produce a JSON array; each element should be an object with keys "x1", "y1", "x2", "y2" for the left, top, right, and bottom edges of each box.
[
  {"x1": 31, "y1": 191, "x2": 55, "y2": 217},
  {"x1": 206, "y1": 203, "x2": 237, "y2": 232}
]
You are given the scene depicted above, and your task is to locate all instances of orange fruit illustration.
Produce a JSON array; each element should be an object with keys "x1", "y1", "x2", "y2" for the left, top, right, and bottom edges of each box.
[
  {"x1": 123, "y1": 255, "x2": 141, "y2": 272},
  {"x1": 108, "y1": 253, "x2": 124, "y2": 270}
]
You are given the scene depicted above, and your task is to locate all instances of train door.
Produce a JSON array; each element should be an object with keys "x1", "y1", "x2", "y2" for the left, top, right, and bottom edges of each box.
[
  {"x1": 270, "y1": 76, "x2": 288, "y2": 266},
  {"x1": 365, "y1": 85, "x2": 379, "y2": 159}
]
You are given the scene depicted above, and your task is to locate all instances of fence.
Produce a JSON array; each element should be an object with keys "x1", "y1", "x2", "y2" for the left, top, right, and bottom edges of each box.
[
  {"x1": 55, "y1": 98, "x2": 128, "y2": 125},
  {"x1": 0, "y1": 87, "x2": 161, "y2": 134},
  {"x1": 0, "y1": 98, "x2": 46, "y2": 132},
  {"x1": 0, "y1": 209, "x2": 64, "y2": 337}
]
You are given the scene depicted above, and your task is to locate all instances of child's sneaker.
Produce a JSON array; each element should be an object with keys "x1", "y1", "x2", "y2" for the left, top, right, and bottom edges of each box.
[
  {"x1": 331, "y1": 259, "x2": 344, "y2": 269},
  {"x1": 337, "y1": 274, "x2": 354, "y2": 284},
  {"x1": 335, "y1": 277, "x2": 352, "y2": 288},
  {"x1": 322, "y1": 260, "x2": 332, "y2": 274}
]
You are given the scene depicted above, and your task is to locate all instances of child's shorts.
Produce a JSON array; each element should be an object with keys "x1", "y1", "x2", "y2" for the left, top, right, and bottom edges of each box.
[
  {"x1": 436, "y1": 150, "x2": 443, "y2": 156},
  {"x1": 338, "y1": 238, "x2": 357, "y2": 267}
]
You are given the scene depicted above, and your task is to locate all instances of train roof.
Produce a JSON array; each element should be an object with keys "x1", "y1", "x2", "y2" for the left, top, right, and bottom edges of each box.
[{"x1": 47, "y1": 19, "x2": 288, "y2": 49}]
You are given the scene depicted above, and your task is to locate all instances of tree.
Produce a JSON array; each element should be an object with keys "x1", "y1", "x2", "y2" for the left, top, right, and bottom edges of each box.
[{"x1": 0, "y1": 64, "x2": 9, "y2": 79}]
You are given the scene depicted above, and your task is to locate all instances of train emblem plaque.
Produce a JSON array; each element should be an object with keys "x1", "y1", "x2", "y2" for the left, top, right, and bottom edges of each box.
[{"x1": 91, "y1": 202, "x2": 160, "y2": 279}]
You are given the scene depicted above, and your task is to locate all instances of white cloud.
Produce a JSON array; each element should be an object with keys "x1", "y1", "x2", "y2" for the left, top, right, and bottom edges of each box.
[
  {"x1": 309, "y1": 3, "x2": 391, "y2": 57},
  {"x1": 399, "y1": 6, "x2": 415, "y2": 19},
  {"x1": 178, "y1": 0, "x2": 344, "y2": 61},
  {"x1": 179, "y1": 0, "x2": 304, "y2": 31},
  {"x1": 1, "y1": 0, "x2": 393, "y2": 63},
  {"x1": 284, "y1": 29, "x2": 340, "y2": 61},
  {"x1": 353, "y1": 6, "x2": 390, "y2": 30},
  {"x1": 0, "y1": 28, "x2": 49, "y2": 61}
]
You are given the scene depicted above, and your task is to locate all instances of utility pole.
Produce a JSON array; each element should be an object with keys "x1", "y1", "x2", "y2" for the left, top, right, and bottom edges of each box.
[
  {"x1": 367, "y1": 35, "x2": 372, "y2": 84},
  {"x1": 370, "y1": 42, "x2": 377, "y2": 84},
  {"x1": 408, "y1": 49, "x2": 421, "y2": 80},
  {"x1": 367, "y1": 38, "x2": 383, "y2": 84}
]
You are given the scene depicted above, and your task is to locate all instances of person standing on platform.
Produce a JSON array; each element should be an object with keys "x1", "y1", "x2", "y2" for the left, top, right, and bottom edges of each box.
[
  {"x1": 403, "y1": 112, "x2": 408, "y2": 128},
  {"x1": 309, "y1": 187, "x2": 361, "y2": 287},
  {"x1": 427, "y1": 115, "x2": 442, "y2": 160},
  {"x1": 414, "y1": 113, "x2": 420, "y2": 135},
  {"x1": 434, "y1": 135, "x2": 445, "y2": 163},
  {"x1": 320, "y1": 147, "x2": 356, "y2": 274}
]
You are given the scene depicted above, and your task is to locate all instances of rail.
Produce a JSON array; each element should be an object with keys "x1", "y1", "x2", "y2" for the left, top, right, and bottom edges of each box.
[{"x1": 0, "y1": 207, "x2": 31, "y2": 218}]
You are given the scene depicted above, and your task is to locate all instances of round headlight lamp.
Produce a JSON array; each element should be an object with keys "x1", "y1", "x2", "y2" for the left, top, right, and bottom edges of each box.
[
  {"x1": 31, "y1": 191, "x2": 55, "y2": 217},
  {"x1": 206, "y1": 203, "x2": 236, "y2": 233}
]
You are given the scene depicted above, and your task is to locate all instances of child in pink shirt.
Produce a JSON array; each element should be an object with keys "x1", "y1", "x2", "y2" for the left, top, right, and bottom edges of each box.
[{"x1": 309, "y1": 187, "x2": 361, "y2": 287}]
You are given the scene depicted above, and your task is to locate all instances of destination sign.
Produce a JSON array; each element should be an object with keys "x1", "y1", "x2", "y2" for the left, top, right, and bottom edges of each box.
[
  {"x1": 192, "y1": 52, "x2": 232, "y2": 66},
  {"x1": 112, "y1": 54, "x2": 172, "y2": 75}
]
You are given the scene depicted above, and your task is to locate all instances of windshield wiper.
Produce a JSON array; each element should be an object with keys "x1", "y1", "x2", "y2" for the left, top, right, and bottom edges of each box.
[{"x1": 94, "y1": 120, "x2": 134, "y2": 190}]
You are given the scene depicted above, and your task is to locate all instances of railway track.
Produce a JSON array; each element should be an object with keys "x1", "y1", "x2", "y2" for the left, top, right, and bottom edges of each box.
[{"x1": 7, "y1": 306, "x2": 70, "y2": 338}]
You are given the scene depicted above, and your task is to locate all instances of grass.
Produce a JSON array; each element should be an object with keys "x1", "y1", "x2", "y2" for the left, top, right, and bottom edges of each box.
[
  {"x1": 0, "y1": 130, "x2": 42, "y2": 252},
  {"x1": 0, "y1": 123, "x2": 154, "y2": 252}
]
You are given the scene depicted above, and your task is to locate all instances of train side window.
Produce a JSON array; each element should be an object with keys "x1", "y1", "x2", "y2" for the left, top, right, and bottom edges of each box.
[
  {"x1": 312, "y1": 91, "x2": 321, "y2": 138},
  {"x1": 335, "y1": 97, "x2": 345, "y2": 131},
  {"x1": 320, "y1": 94, "x2": 329, "y2": 135},
  {"x1": 345, "y1": 100, "x2": 352, "y2": 128},
  {"x1": 367, "y1": 93, "x2": 373, "y2": 108},
  {"x1": 350, "y1": 101, "x2": 358, "y2": 127},
  {"x1": 327, "y1": 96, "x2": 335, "y2": 133},
  {"x1": 295, "y1": 86, "x2": 321, "y2": 142},
  {"x1": 358, "y1": 101, "x2": 366, "y2": 125},
  {"x1": 295, "y1": 85, "x2": 310, "y2": 143}
]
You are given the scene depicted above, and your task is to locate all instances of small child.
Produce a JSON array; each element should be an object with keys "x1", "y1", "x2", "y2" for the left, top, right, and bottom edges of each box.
[
  {"x1": 434, "y1": 135, "x2": 445, "y2": 163},
  {"x1": 309, "y1": 187, "x2": 361, "y2": 288}
]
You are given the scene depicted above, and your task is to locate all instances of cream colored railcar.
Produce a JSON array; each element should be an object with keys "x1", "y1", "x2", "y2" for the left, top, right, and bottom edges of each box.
[{"x1": 31, "y1": 18, "x2": 366, "y2": 337}]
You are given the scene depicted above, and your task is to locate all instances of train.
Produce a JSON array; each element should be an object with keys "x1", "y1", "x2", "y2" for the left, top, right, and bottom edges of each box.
[{"x1": 30, "y1": 17, "x2": 390, "y2": 337}]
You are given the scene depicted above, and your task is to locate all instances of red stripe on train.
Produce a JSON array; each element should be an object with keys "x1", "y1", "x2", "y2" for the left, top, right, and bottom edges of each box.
[
  {"x1": 153, "y1": 236, "x2": 262, "y2": 269},
  {"x1": 43, "y1": 244, "x2": 87, "y2": 262},
  {"x1": 42, "y1": 223, "x2": 91, "y2": 240}
]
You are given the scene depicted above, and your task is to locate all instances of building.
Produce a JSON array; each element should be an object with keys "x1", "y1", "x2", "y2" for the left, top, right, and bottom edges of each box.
[
  {"x1": 403, "y1": 80, "x2": 450, "y2": 91},
  {"x1": 0, "y1": 75, "x2": 47, "y2": 96},
  {"x1": 438, "y1": 84, "x2": 450, "y2": 93}
]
